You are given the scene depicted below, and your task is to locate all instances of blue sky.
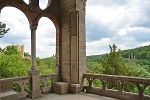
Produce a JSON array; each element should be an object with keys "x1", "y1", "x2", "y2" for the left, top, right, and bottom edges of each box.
[{"x1": 1, "y1": 0, "x2": 150, "y2": 58}]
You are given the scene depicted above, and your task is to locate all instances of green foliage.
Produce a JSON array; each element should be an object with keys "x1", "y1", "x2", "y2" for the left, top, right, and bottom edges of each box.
[
  {"x1": 0, "y1": 45, "x2": 55, "y2": 78},
  {"x1": 36, "y1": 56, "x2": 55, "y2": 74},
  {"x1": 101, "y1": 44, "x2": 126, "y2": 75},
  {"x1": 86, "y1": 62, "x2": 103, "y2": 74},
  {"x1": 124, "y1": 82, "x2": 138, "y2": 93},
  {"x1": 4, "y1": 45, "x2": 19, "y2": 55},
  {"x1": 24, "y1": 52, "x2": 30, "y2": 56},
  {"x1": 86, "y1": 44, "x2": 150, "y2": 94},
  {"x1": 144, "y1": 86, "x2": 150, "y2": 96},
  {"x1": 0, "y1": 22, "x2": 10, "y2": 38},
  {"x1": 0, "y1": 47, "x2": 5, "y2": 53},
  {"x1": 0, "y1": 54, "x2": 30, "y2": 78},
  {"x1": 92, "y1": 79, "x2": 102, "y2": 88}
]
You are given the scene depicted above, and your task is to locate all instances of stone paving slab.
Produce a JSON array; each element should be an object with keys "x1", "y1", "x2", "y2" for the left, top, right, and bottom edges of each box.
[{"x1": 27, "y1": 93, "x2": 119, "y2": 100}]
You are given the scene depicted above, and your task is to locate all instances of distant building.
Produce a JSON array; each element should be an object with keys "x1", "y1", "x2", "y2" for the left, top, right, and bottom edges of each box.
[
  {"x1": 128, "y1": 53, "x2": 136, "y2": 66},
  {"x1": 16, "y1": 45, "x2": 24, "y2": 59}
]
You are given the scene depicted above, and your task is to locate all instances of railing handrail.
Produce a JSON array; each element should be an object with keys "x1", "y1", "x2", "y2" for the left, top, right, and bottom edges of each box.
[
  {"x1": 84, "y1": 73, "x2": 150, "y2": 83},
  {"x1": 0, "y1": 76, "x2": 31, "y2": 82},
  {"x1": 83, "y1": 73, "x2": 150, "y2": 100},
  {"x1": 40, "y1": 73, "x2": 58, "y2": 78}
]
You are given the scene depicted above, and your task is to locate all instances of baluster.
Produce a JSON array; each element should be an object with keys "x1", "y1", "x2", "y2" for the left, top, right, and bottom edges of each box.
[
  {"x1": 135, "y1": 82, "x2": 144, "y2": 99},
  {"x1": 101, "y1": 78, "x2": 107, "y2": 90},
  {"x1": 118, "y1": 80, "x2": 124, "y2": 93}
]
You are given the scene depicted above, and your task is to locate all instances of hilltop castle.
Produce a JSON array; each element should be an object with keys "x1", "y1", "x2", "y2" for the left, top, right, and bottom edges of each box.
[{"x1": 16, "y1": 45, "x2": 24, "y2": 59}]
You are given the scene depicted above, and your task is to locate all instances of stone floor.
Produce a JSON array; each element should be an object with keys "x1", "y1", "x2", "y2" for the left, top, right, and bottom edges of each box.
[{"x1": 27, "y1": 93, "x2": 119, "y2": 100}]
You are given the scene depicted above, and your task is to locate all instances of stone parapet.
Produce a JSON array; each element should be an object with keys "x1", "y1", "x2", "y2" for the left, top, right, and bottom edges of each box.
[{"x1": 83, "y1": 73, "x2": 150, "y2": 100}]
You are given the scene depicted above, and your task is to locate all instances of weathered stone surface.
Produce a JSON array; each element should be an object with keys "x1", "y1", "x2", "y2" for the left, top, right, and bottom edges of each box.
[
  {"x1": 84, "y1": 73, "x2": 150, "y2": 100},
  {"x1": 53, "y1": 82, "x2": 69, "y2": 95},
  {"x1": 69, "y1": 84, "x2": 80, "y2": 94},
  {"x1": 0, "y1": 91, "x2": 18, "y2": 100},
  {"x1": 28, "y1": 70, "x2": 42, "y2": 99}
]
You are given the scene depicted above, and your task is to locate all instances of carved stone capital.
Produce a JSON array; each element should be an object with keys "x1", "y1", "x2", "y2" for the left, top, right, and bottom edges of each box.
[{"x1": 30, "y1": 25, "x2": 37, "y2": 30}]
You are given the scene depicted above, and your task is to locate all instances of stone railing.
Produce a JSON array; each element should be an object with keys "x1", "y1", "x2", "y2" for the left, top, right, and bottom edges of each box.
[
  {"x1": 39, "y1": 73, "x2": 58, "y2": 94},
  {"x1": 0, "y1": 76, "x2": 31, "y2": 100},
  {"x1": 0, "y1": 73, "x2": 58, "y2": 100},
  {"x1": 83, "y1": 73, "x2": 150, "y2": 100}
]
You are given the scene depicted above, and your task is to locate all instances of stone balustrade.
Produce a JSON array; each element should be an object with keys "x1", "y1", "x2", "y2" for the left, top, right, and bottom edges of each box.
[
  {"x1": 0, "y1": 74, "x2": 58, "y2": 100},
  {"x1": 39, "y1": 73, "x2": 58, "y2": 94},
  {"x1": 0, "y1": 76, "x2": 31, "y2": 100},
  {"x1": 83, "y1": 73, "x2": 150, "y2": 100}
]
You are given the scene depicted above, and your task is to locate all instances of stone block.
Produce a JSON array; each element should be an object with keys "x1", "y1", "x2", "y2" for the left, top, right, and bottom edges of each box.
[
  {"x1": 53, "y1": 82, "x2": 69, "y2": 95},
  {"x1": 69, "y1": 84, "x2": 80, "y2": 94},
  {"x1": 0, "y1": 91, "x2": 18, "y2": 100}
]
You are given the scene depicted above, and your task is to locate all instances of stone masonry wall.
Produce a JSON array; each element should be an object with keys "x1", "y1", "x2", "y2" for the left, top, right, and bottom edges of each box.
[{"x1": 60, "y1": 0, "x2": 87, "y2": 85}]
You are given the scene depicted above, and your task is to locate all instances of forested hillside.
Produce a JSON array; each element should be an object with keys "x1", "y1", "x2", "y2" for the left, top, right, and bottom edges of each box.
[
  {"x1": 87, "y1": 45, "x2": 150, "y2": 73},
  {"x1": 86, "y1": 44, "x2": 150, "y2": 95}
]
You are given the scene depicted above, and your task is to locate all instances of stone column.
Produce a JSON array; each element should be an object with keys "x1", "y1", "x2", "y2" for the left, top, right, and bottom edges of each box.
[
  {"x1": 28, "y1": 25, "x2": 42, "y2": 99},
  {"x1": 30, "y1": 25, "x2": 37, "y2": 71}
]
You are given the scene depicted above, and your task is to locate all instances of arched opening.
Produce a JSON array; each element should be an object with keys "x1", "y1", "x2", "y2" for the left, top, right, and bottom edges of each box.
[
  {"x1": 124, "y1": 82, "x2": 139, "y2": 94},
  {"x1": 36, "y1": 17, "x2": 56, "y2": 74},
  {"x1": 144, "y1": 85, "x2": 150, "y2": 96},
  {"x1": 47, "y1": 78, "x2": 52, "y2": 86},
  {"x1": 92, "y1": 79, "x2": 102, "y2": 88},
  {"x1": 12, "y1": 83, "x2": 21, "y2": 93},
  {"x1": 0, "y1": 7, "x2": 30, "y2": 78},
  {"x1": 107, "y1": 80, "x2": 118, "y2": 91},
  {"x1": 39, "y1": 0, "x2": 49, "y2": 10}
]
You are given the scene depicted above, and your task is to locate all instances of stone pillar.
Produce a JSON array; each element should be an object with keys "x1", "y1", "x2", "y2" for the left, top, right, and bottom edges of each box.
[
  {"x1": 28, "y1": 25, "x2": 42, "y2": 99},
  {"x1": 70, "y1": 10, "x2": 79, "y2": 84},
  {"x1": 60, "y1": 0, "x2": 87, "y2": 93},
  {"x1": 30, "y1": 25, "x2": 37, "y2": 71},
  {"x1": 55, "y1": 29, "x2": 60, "y2": 74}
]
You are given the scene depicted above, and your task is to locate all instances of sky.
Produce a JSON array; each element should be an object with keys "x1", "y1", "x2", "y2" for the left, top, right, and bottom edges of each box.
[{"x1": 1, "y1": 0, "x2": 150, "y2": 58}]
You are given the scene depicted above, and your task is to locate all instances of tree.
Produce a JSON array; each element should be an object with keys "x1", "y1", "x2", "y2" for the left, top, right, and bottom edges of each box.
[
  {"x1": 0, "y1": 22, "x2": 10, "y2": 38},
  {"x1": 101, "y1": 44, "x2": 127, "y2": 75},
  {"x1": 24, "y1": 52, "x2": 30, "y2": 56},
  {"x1": 0, "y1": 47, "x2": 5, "y2": 53},
  {"x1": 4, "y1": 45, "x2": 19, "y2": 55}
]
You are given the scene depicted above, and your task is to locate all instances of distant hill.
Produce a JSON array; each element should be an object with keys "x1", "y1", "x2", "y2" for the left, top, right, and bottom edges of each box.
[
  {"x1": 86, "y1": 45, "x2": 150, "y2": 66},
  {"x1": 121, "y1": 45, "x2": 150, "y2": 60}
]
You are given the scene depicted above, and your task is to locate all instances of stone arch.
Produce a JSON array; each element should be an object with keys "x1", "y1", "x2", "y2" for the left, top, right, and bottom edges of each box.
[
  {"x1": 35, "y1": 13, "x2": 60, "y2": 73},
  {"x1": 0, "y1": 1, "x2": 32, "y2": 25},
  {"x1": 35, "y1": 13, "x2": 60, "y2": 30}
]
